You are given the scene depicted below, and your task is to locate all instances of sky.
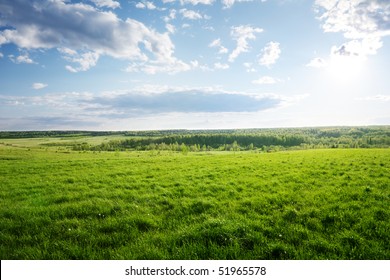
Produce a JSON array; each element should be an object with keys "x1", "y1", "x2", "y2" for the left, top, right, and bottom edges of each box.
[{"x1": 0, "y1": 0, "x2": 389, "y2": 131}]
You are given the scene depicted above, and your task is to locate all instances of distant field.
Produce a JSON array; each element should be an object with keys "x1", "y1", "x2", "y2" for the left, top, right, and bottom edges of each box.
[{"x1": 0, "y1": 138, "x2": 389, "y2": 259}]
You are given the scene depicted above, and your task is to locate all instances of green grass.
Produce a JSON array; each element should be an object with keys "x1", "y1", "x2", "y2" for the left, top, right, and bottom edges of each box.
[{"x1": 0, "y1": 142, "x2": 389, "y2": 259}]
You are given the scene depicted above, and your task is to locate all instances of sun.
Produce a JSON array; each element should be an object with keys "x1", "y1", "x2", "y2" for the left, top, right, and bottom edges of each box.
[{"x1": 326, "y1": 54, "x2": 366, "y2": 82}]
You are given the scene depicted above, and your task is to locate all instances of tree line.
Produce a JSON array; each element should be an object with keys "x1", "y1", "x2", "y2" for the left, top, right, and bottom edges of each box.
[
  {"x1": 69, "y1": 126, "x2": 390, "y2": 152},
  {"x1": 0, "y1": 131, "x2": 121, "y2": 139}
]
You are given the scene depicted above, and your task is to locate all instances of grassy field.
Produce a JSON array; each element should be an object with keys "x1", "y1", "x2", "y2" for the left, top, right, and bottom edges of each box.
[{"x1": 0, "y1": 139, "x2": 389, "y2": 259}]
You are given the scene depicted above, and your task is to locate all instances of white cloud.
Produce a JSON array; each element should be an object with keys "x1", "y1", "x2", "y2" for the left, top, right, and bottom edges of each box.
[
  {"x1": 0, "y1": 87, "x2": 284, "y2": 116},
  {"x1": 145, "y1": 1, "x2": 157, "y2": 9},
  {"x1": 243, "y1": 62, "x2": 256, "y2": 72},
  {"x1": 315, "y1": 0, "x2": 390, "y2": 57},
  {"x1": 166, "y1": 23, "x2": 176, "y2": 34},
  {"x1": 222, "y1": 0, "x2": 253, "y2": 9},
  {"x1": 209, "y1": 38, "x2": 221, "y2": 48},
  {"x1": 125, "y1": 59, "x2": 192, "y2": 74},
  {"x1": 90, "y1": 0, "x2": 120, "y2": 9},
  {"x1": 229, "y1": 25, "x2": 263, "y2": 62},
  {"x1": 219, "y1": 46, "x2": 228, "y2": 54},
  {"x1": 9, "y1": 54, "x2": 35, "y2": 64},
  {"x1": 209, "y1": 38, "x2": 229, "y2": 54},
  {"x1": 0, "y1": 34, "x2": 7, "y2": 45},
  {"x1": 32, "y1": 83, "x2": 48, "y2": 90},
  {"x1": 163, "y1": 9, "x2": 177, "y2": 22},
  {"x1": 214, "y1": 62, "x2": 229, "y2": 70},
  {"x1": 190, "y1": 60, "x2": 199, "y2": 68},
  {"x1": 222, "y1": 0, "x2": 235, "y2": 9},
  {"x1": 58, "y1": 47, "x2": 78, "y2": 56},
  {"x1": 180, "y1": 0, "x2": 215, "y2": 5},
  {"x1": 306, "y1": 57, "x2": 327, "y2": 68},
  {"x1": 258, "y1": 41, "x2": 281, "y2": 67},
  {"x1": 64, "y1": 52, "x2": 100, "y2": 73},
  {"x1": 331, "y1": 37, "x2": 383, "y2": 57},
  {"x1": 135, "y1": 1, "x2": 157, "y2": 10},
  {"x1": 203, "y1": 25, "x2": 215, "y2": 32},
  {"x1": 180, "y1": 9, "x2": 204, "y2": 20},
  {"x1": 0, "y1": 0, "x2": 186, "y2": 74},
  {"x1": 0, "y1": 87, "x2": 308, "y2": 130},
  {"x1": 135, "y1": 2, "x2": 146, "y2": 9},
  {"x1": 189, "y1": 60, "x2": 211, "y2": 71},
  {"x1": 252, "y1": 76, "x2": 280, "y2": 85},
  {"x1": 315, "y1": 0, "x2": 390, "y2": 38},
  {"x1": 0, "y1": 52, "x2": 3, "y2": 58}
]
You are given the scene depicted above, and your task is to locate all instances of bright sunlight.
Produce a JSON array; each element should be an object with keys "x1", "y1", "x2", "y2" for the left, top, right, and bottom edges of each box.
[{"x1": 326, "y1": 54, "x2": 366, "y2": 82}]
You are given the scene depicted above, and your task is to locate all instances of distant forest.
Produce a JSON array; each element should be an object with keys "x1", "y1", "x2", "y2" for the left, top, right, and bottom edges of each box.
[{"x1": 1, "y1": 126, "x2": 389, "y2": 152}]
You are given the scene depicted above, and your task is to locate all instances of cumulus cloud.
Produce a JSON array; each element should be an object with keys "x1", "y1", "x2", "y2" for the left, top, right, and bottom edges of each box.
[
  {"x1": 90, "y1": 0, "x2": 120, "y2": 9},
  {"x1": 180, "y1": 9, "x2": 204, "y2": 20},
  {"x1": 229, "y1": 25, "x2": 263, "y2": 62},
  {"x1": 163, "y1": 9, "x2": 177, "y2": 23},
  {"x1": 258, "y1": 41, "x2": 281, "y2": 67},
  {"x1": 315, "y1": 0, "x2": 390, "y2": 38},
  {"x1": 32, "y1": 83, "x2": 48, "y2": 90},
  {"x1": 0, "y1": 34, "x2": 7, "y2": 45},
  {"x1": 62, "y1": 51, "x2": 100, "y2": 73},
  {"x1": 165, "y1": 23, "x2": 176, "y2": 34},
  {"x1": 222, "y1": 0, "x2": 254, "y2": 9},
  {"x1": 135, "y1": 1, "x2": 157, "y2": 10},
  {"x1": 330, "y1": 37, "x2": 383, "y2": 58},
  {"x1": 315, "y1": 0, "x2": 390, "y2": 57},
  {"x1": 9, "y1": 54, "x2": 35, "y2": 64},
  {"x1": 0, "y1": 0, "x2": 188, "y2": 74},
  {"x1": 209, "y1": 38, "x2": 229, "y2": 54}
]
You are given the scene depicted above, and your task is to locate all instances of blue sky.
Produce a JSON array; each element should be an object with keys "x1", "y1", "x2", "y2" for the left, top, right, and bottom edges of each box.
[{"x1": 0, "y1": 0, "x2": 389, "y2": 130}]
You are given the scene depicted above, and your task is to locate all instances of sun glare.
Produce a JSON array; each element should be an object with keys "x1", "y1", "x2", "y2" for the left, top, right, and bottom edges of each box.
[{"x1": 326, "y1": 55, "x2": 366, "y2": 82}]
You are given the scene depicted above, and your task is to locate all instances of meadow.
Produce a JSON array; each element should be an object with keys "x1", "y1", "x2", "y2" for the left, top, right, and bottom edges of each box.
[{"x1": 0, "y1": 136, "x2": 389, "y2": 259}]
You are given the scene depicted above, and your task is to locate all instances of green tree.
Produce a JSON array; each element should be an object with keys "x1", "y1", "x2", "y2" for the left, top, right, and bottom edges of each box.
[
  {"x1": 181, "y1": 143, "x2": 188, "y2": 155},
  {"x1": 232, "y1": 140, "x2": 239, "y2": 152}
]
